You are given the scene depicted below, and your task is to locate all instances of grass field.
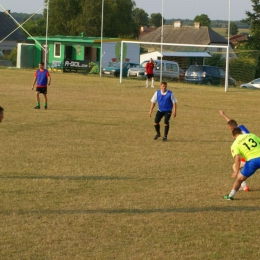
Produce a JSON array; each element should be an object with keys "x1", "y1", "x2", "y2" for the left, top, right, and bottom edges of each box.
[
  {"x1": 1, "y1": 69, "x2": 260, "y2": 260},
  {"x1": 213, "y1": 27, "x2": 250, "y2": 38}
]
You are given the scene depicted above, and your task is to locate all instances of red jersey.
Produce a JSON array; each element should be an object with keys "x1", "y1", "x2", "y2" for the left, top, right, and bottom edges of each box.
[{"x1": 146, "y1": 62, "x2": 155, "y2": 75}]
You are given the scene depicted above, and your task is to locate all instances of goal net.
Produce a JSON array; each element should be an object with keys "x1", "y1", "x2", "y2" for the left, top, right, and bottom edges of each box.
[{"x1": 118, "y1": 0, "x2": 258, "y2": 91}]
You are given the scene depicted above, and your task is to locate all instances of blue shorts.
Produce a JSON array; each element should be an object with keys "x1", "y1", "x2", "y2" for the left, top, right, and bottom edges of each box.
[{"x1": 241, "y1": 157, "x2": 260, "y2": 177}]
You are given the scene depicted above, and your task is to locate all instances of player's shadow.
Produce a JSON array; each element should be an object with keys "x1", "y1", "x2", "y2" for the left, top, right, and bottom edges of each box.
[
  {"x1": 0, "y1": 206, "x2": 260, "y2": 215},
  {"x1": 0, "y1": 175, "x2": 133, "y2": 181}
]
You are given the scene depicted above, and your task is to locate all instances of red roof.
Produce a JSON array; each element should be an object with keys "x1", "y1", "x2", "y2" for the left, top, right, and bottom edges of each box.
[{"x1": 229, "y1": 35, "x2": 247, "y2": 44}]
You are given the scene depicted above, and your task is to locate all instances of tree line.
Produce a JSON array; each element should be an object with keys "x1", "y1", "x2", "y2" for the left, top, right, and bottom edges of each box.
[
  {"x1": 10, "y1": 0, "x2": 249, "y2": 38},
  {"x1": 8, "y1": 0, "x2": 260, "y2": 77}
]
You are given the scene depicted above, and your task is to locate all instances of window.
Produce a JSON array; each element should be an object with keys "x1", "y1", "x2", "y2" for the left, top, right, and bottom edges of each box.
[
  {"x1": 166, "y1": 63, "x2": 177, "y2": 72},
  {"x1": 155, "y1": 62, "x2": 164, "y2": 70},
  {"x1": 54, "y1": 42, "x2": 61, "y2": 57}
]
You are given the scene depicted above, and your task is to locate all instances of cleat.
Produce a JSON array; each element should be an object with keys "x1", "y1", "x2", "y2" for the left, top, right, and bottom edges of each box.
[
  {"x1": 151, "y1": 85, "x2": 155, "y2": 88},
  {"x1": 34, "y1": 106, "x2": 40, "y2": 109},
  {"x1": 223, "y1": 194, "x2": 234, "y2": 200},
  {"x1": 243, "y1": 186, "x2": 249, "y2": 192},
  {"x1": 162, "y1": 136, "x2": 167, "y2": 142},
  {"x1": 44, "y1": 106, "x2": 47, "y2": 110},
  {"x1": 239, "y1": 186, "x2": 249, "y2": 192},
  {"x1": 154, "y1": 134, "x2": 161, "y2": 140}
]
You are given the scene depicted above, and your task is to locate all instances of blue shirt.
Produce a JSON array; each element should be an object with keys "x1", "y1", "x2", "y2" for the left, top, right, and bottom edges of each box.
[
  {"x1": 157, "y1": 90, "x2": 174, "y2": 112},
  {"x1": 35, "y1": 69, "x2": 49, "y2": 87}
]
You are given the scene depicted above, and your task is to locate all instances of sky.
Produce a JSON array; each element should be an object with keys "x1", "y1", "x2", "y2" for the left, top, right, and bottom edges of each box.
[{"x1": 0, "y1": 0, "x2": 253, "y2": 21}]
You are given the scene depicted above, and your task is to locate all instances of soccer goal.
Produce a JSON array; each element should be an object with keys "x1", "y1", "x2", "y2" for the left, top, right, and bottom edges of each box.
[{"x1": 119, "y1": 40, "x2": 230, "y2": 91}]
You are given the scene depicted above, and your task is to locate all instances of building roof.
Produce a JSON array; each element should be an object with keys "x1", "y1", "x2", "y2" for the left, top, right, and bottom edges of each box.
[
  {"x1": 229, "y1": 34, "x2": 247, "y2": 45},
  {"x1": 0, "y1": 11, "x2": 27, "y2": 42},
  {"x1": 139, "y1": 26, "x2": 157, "y2": 38},
  {"x1": 138, "y1": 24, "x2": 228, "y2": 51},
  {"x1": 27, "y1": 35, "x2": 130, "y2": 44},
  {"x1": 160, "y1": 51, "x2": 211, "y2": 57}
]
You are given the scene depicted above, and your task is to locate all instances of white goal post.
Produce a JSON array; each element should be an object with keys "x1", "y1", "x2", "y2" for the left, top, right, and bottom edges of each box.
[{"x1": 119, "y1": 40, "x2": 230, "y2": 92}]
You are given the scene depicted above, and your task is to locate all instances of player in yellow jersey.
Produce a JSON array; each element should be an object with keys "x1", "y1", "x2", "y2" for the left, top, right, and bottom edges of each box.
[{"x1": 224, "y1": 127, "x2": 260, "y2": 200}]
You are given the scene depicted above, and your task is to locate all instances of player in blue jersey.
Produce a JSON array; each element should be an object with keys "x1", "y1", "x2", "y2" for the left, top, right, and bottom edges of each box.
[
  {"x1": 0, "y1": 106, "x2": 4, "y2": 123},
  {"x1": 149, "y1": 82, "x2": 177, "y2": 141},
  {"x1": 219, "y1": 110, "x2": 250, "y2": 191},
  {"x1": 32, "y1": 62, "x2": 51, "y2": 109}
]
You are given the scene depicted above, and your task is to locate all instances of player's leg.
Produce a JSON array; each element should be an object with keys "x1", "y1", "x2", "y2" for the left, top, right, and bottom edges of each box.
[
  {"x1": 233, "y1": 161, "x2": 249, "y2": 191},
  {"x1": 145, "y1": 75, "x2": 149, "y2": 88},
  {"x1": 151, "y1": 76, "x2": 154, "y2": 88},
  {"x1": 224, "y1": 158, "x2": 260, "y2": 200},
  {"x1": 162, "y1": 111, "x2": 172, "y2": 141},
  {"x1": 35, "y1": 90, "x2": 40, "y2": 109},
  {"x1": 43, "y1": 94, "x2": 47, "y2": 109},
  {"x1": 224, "y1": 175, "x2": 248, "y2": 200},
  {"x1": 154, "y1": 111, "x2": 164, "y2": 140}
]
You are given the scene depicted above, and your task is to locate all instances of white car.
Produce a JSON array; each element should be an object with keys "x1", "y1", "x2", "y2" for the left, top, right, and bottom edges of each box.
[{"x1": 240, "y1": 78, "x2": 260, "y2": 89}]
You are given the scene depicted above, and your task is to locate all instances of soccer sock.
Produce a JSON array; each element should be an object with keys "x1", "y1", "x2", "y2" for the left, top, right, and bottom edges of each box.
[
  {"x1": 36, "y1": 102, "x2": 40, "y2": 107},
  {"x1": 44, "y1": 102, "x2": 47, "y2": 107},
  {"x1": 241, "y1": 181, "x2": 247, "y2": 187},
  {"x1": 146, "y1": 79, "x2": 148, "y2": 87},
  {"x1": 151, "y1": 79, "x2": 154, "y2": 86},
  {"x1": 155, "y1": 124, "x2": 160, "y2": 135},
  {"x1": 229, "y1": 189, "x2": 236, "y2": 198},
  {"x1": 164, "y1": 125, "x2": 169, "y2": 137}
]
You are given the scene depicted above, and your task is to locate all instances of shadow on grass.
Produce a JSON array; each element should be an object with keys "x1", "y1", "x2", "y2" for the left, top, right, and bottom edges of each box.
[
  {"x1": 0, "y1": 175, "x2": 133, "y2": 181},
  {"x1": 1, "y1": 206, "x2": 260, "y2": 215}
]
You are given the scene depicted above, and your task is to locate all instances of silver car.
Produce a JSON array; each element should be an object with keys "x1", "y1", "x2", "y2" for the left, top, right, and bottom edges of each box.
[
  {"x1": 127, "y1": 62, "x2": 147, "y2": 79},
  {"x1": 240, "y1": 78, "x2": 260, "y2": 89},
  {"x1": 127, "y1": 60, "x2": 180, "y2": 81}
]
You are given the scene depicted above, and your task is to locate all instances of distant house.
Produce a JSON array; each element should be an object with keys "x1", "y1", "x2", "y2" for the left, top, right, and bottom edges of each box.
[
  {"x1": 229, "y1": 34, "x2": 247, "y2": 49},
  {"x1": 0, "y1": 10, "x2": 27, "y2": 54},
  {"x1": 138, "y1": 21, "x2": 234, "y2": 69},
  {"x1": 139, "y1": 26, "x2": 157, "y2": 38}
]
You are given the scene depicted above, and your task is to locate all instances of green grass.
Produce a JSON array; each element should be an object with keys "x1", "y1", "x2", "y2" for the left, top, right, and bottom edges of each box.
[
  {"x1": 1, "y1": 69, "x2": 260, "y2": 259},
  {"x1": 212, "y1": 27, "x2": 250, "y2": 38}
]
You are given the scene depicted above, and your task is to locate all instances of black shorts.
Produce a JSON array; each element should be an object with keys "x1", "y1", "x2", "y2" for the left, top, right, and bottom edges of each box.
[
  {"x1": 36, "y1": 87, "x2": 47, "y2": 94},
  {"x1": 154, "y1": 110, "x2": 172, "y2": 124},
  {"x1": 146, "y1": 74, "x2": 154, "y2": 79}
]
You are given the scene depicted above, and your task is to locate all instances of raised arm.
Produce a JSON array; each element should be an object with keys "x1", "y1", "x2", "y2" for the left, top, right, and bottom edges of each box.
[{"x1": 219, "y1": 110, "x2": 231, "y2": 122}]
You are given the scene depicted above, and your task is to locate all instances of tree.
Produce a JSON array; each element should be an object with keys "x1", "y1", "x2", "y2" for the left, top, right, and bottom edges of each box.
[
  {"x1": 241, "y1": 0, "x2": 260, "y2": 50},
  {"x1": 240, "y1": 0, "x2": 260, "y2": 78},
  {"x1": 47, "y1": 0, "x2": 139, "y2": 38},
  {"x1": 194, "y1": 14, "x2": 211, "y2": 27},
  {"x1": 47, "y1": 0, "x2": 82, "y2": 35},
  {"x1": 149, "y1": 13, "x2": 165, "y2": 28},
  {"x1": 133, "y1": 8, "x2": 149, "y2": 27},
  {"x1": 226, "y1": 22, "x2": 238, "y2": 36},
  {"x1": 23, "y1": 17, "x2": 46, "y2": 36}
]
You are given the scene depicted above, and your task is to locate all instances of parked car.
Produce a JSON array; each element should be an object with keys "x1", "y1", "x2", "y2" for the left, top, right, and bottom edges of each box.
[
  {"x1": 102, "y1": 62, "x2": 139, "y2": 77},
  {"x1": 240, "y1": 78, "x2": 260, "y2": 89},
  {"x1": 218, "y1": 68, "x2": 236, "y2": 86},
  {"x1": 185, "y1": 65, "x2": 222, "y2": 85},
  {"x1": 127, "y1": 59, "x2": 180, "y2": 81}
]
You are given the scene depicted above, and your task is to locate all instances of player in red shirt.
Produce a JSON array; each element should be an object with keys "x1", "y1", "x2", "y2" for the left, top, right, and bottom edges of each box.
[{"x1": 145, "y1": 58, "x2": 155, "y2": 88}]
